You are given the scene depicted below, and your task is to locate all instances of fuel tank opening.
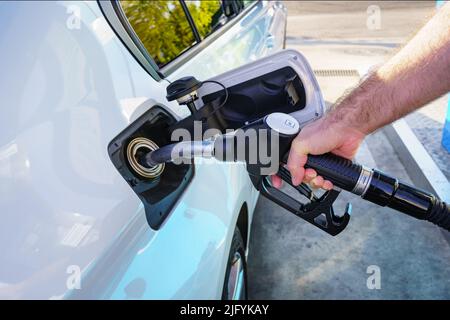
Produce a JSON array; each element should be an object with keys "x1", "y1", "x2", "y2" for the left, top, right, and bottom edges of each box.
[{"x1": 126, "y1": 137, "x2": 164, "y2": 179}]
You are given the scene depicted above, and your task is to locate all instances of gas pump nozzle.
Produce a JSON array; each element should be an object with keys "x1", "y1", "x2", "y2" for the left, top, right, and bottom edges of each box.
[
  {"x1": 141, "y1": 113, "x2": 298, "y2": 171},
  {"x1": 140, "y1": 111, "x2": 450, "y2": 236},
  {"x1": 139, "y1": 113, "x2": 352, "y2": 235}
]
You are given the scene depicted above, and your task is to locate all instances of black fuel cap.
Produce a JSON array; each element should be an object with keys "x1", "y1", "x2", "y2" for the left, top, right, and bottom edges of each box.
[{"x1": 166, "y1": 76, "x2": 202, "y2": 102}]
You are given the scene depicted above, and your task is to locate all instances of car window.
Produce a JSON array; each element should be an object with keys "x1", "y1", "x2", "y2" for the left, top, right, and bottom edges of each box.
[
  {"x1": 243, "y1": 0, "x2": 256, "y2": 7},
  {"x1": 184, "y1": 0, "x2": 224, "y2": 38},
  {"x1": 120, "y1": 0, "x2": 197, "y2": 68}
]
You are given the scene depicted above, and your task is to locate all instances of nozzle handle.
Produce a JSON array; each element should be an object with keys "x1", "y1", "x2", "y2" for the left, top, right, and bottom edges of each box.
[
  {"x1": 305, "y1": 153, "x2": 362, "y2": 191},
  {"x1": 302, "y1": 152, "x2": 450, "y2": 232}
]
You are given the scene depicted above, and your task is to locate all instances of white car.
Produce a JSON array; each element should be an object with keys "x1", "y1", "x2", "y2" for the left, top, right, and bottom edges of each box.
[{"x1": 0, "y1": 0, "x2": 287, "y2": 299}]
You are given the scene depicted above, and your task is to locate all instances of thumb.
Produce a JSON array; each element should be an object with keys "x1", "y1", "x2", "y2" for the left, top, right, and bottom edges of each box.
[{"x1": 287, "y1": 137, "x2": 309, "y2": 186}]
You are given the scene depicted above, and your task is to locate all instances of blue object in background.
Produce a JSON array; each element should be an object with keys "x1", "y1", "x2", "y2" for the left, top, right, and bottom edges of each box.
[
  {"x1": 443, "y1": 98, "x2": 450, "y2": 152},
  {"x1": 437, "y1": 0, "x2": 450, "y2": 152}
]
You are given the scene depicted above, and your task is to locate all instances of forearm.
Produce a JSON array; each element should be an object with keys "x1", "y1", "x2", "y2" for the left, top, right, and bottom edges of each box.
[{"x1": 327, "y1": 3, "x2": 450, "y2": 135}]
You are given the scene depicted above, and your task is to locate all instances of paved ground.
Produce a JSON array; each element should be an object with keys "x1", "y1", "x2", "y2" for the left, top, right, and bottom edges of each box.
[
  {"x1": 406, "y1": 102, "x2": 450, "y2": 180},
  {"x1": 247, "y1": 1, "x2": 450, "y2": 299}
]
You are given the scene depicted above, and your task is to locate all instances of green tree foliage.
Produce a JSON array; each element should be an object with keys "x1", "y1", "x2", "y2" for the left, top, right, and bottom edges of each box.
[
  {"x1": 186, "y1": 1, "x2": 222, "y2": 38},
  {"x1": 121, "y1": 0, "x2": 222, "y2": 67}
]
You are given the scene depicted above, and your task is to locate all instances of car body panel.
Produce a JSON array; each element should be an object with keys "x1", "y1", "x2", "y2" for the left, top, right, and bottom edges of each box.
[{"x1": 0, "y1": 0, "x2": 286, "y2": 299}]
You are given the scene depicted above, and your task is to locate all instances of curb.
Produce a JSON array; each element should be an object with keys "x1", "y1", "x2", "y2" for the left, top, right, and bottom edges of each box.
[{"x1": 384, "y1": 119, "x2": 450, "y2": 240}]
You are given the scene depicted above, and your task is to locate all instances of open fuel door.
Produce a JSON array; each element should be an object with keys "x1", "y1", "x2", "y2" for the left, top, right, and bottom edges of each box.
[{"x1": 170, "y1": 49, "x2": 327, "y2": 136}]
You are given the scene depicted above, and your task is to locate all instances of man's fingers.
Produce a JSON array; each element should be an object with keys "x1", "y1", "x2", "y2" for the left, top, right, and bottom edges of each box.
[
  {"x1": 289, "y1": 166, "x2": 305, "y2": 186},
  {"x1": 287, "y1": 139, "x2": 308, "y2": 186},
  {"x1": 270, "y1": 174, "x2": 332, "y2": 191},
  {"x1": 310, "y1": 177, "x2": 334, "y2": 190},
  {"x1": 302, "y1": 169, "x2": 334, "y2": 191},
  {"x1": 323, "y1": 180, "x2": 334, "y2": 190},
  {"x1": 310, "y1": 176, "x2": 324, "y2": 189},
  {"x1": 303, "y1": 168, "x2": 317, "y2": 183},
  {"x1": 270, "y1": 175, "x2": 283, "y2": 189}
]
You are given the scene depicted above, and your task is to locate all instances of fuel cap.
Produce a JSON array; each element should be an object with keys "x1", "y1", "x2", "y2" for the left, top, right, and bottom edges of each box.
[
  {"x1": 166, "y1": 76, "x2": 202, "y2": 102},
  {"x1": 265, "y1": 113, "x2": 300, "y2": 136}
]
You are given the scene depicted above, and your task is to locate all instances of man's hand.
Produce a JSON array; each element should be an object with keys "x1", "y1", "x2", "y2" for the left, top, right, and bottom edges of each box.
[{"x1": 271, "y1": 116, "x2": 365, "y2": 190}]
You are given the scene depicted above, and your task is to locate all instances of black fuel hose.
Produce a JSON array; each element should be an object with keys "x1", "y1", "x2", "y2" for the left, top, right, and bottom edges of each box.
[{"x1": 301, "y1": 152, "x2": 450, "y2": 231}]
